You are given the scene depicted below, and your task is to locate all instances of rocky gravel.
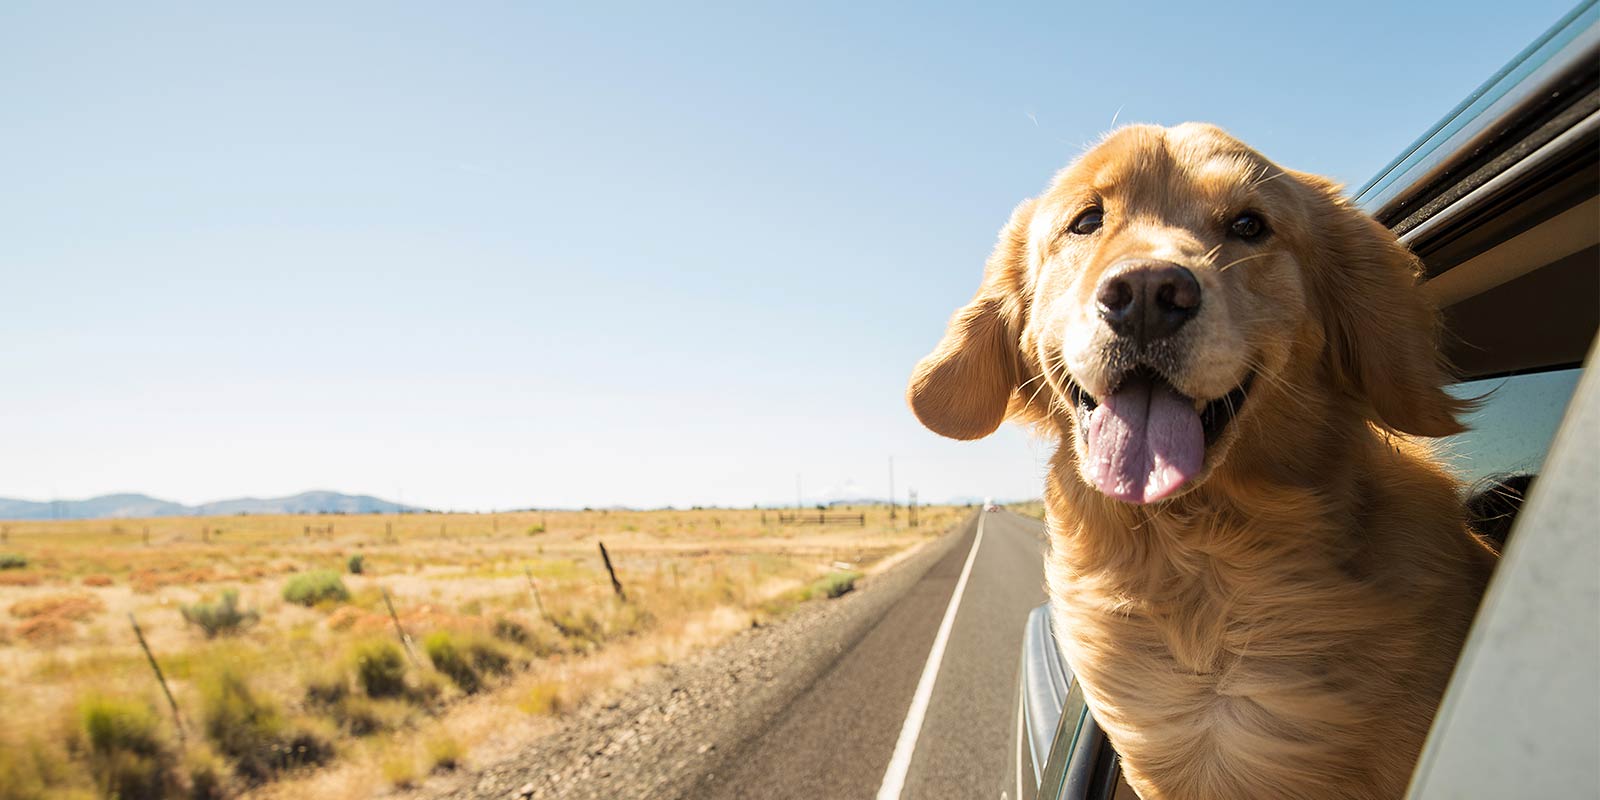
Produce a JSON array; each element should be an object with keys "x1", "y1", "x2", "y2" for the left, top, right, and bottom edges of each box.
[{"x1": 421, "y1": 523, "x2": 965, "y2": 800}]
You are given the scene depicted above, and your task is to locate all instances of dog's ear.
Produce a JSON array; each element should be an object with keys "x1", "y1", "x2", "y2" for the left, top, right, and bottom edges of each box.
[
  {"x1": 908, "y1": 198, "x2": 1036, "y2": 440},
  {"x1": 1297, "y1": 173, "x2": 1470, "y2": 437}
]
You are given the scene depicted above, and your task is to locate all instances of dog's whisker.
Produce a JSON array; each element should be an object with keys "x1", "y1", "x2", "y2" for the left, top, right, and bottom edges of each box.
[{"x1": 1216, "y1": 252, "x2": 1276, "y2": 273}]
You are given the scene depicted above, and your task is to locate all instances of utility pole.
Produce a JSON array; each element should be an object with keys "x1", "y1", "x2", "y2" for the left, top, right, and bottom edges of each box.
[{"x1": 795, "y1": 474, "x2": 803, "y2": 510}]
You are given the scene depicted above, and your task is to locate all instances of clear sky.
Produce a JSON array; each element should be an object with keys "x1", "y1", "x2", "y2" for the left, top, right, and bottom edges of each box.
[{"x1": 0, "y1": 1, "x2": 1580, "y2": 510}]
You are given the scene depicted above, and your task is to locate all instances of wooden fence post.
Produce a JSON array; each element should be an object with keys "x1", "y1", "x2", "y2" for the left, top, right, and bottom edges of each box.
[
  {"x1": 597, "y1": 541, "x2": 626, "y2": 602},
  {"x1": 523, "y1": 566, "x2": 552, "y2": 623},
  {"x1": 129, "y1": 613, "x2": 185, "y2": 744},
  {"x1": 381, "y1": 588, "x2": 421, "y2": 667}
]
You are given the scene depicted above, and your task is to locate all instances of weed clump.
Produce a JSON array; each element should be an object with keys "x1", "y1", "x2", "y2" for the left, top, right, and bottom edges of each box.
[
  {"x1": 0, "y1": 553, "x2": 26, "y2": 570},
  {"x1": 281, "y1": 570, "x2": 349, "y2": 607},
  {"x1": 80, "y1": 695, "x2": 178, "y2": 800},
  {"x1": 351, "y1": 640, "x2": 408, "y2": 699},
  {"x1": 517, "y1": 680, "x2": 569, "y2": 716},
  {"x1": 181, "y1": 590, "x2": 260, "y2": 638},
  {"x1": 10, "y1": 593, "x2": 105, "y2": 621},
  {"x1": 805, "y1": 570, "x2": 861, "y2": 600},
  {"x1": 490, "y1": 615, "x2": 530, "y2": 646},
  {"x1": 423, "y1": 631, "x2": 480, "y2": 694},
  {"x1": 198, "y1": 667, "x2": 331, "y2": 783},
  {"x1": 425, "y1": 731, "x2": 464, "y2": 773},
  {"x1": 302, "y1": 669, "x2": 350, "y2": 707},
  {"x1": 346, "y1": 554, "x2": 365, "y2": 575}
]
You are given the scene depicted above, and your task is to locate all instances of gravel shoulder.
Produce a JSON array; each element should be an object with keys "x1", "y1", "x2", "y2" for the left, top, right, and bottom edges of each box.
[{"x1": 422, "y1": 518, "x2": 970, "y2": 800}]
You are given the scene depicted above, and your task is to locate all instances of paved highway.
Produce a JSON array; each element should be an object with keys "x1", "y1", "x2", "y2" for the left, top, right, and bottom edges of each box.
[{"x1": 697, "y1": 509, "x2": 1048, "y2": 800}]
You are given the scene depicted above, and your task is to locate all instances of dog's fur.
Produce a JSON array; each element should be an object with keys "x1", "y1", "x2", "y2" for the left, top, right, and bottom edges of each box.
[{"x1": 908, "y1": 124, "x2": 1496, "y2": 799}]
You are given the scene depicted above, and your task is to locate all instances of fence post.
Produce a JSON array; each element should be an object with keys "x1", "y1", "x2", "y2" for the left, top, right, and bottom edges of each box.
[
  {"x1": 381, "y1": 588, "x2": 422, "y2": 667},
  {"x1": 598, "y1": 541, "x2": 626, "y2": 602},
  {"x1": 523, "y1": 566, "x2": 552, "y2": 623},
  {"x1": 129, "y1": 613, "x2": 185, "y2": 744}
]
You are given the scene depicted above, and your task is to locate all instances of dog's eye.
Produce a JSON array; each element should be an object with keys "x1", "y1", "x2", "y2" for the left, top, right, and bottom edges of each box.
[
  {"x1": 1069, "y1": 207, "x2": 1104, "y2": 235},
  {"x1": 1229, "y1": 212, "x2": 1267, "y2": 240}
]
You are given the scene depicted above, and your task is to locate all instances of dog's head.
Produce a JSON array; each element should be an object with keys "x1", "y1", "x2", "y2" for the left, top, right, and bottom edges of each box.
[{"x1": 908, "y1": 124, "x2": 1467, "y2": 504}]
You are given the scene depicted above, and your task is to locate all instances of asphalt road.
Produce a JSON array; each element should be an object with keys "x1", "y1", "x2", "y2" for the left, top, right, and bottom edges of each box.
[{"x1": 699, "y1": 509, "x2": 1048, "y2": 800}]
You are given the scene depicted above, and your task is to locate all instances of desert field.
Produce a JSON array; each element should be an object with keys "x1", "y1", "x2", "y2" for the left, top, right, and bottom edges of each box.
[{"x1": 0, "y1": 504, "x2": 965, "y2": 799}]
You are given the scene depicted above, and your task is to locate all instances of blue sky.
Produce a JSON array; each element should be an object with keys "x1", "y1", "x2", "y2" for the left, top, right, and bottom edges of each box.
[{"x1": 0, "y1": 1, "x2": 1579, "y2": 510}]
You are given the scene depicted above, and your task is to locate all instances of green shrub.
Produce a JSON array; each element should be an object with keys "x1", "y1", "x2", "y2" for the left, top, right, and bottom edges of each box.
[
  {"x1": 80, "y1": 695, "x2": 177, "y2": 800},
  {"x1": 0, "y1": 732, "x2": 81, "y2": 800},
  {"x1": 547, "y1": 608, "x2": 604, "y2": 648},
  {"x1": 490, "y1": 616, "x2": 529, "y2": 646},
  {"x1": 466, "y1": 636, "x2": 515, "y2": 676},
  {"x1": 351, "y1": 640, "x2": 408, "y2": 699},
  {"x1": 302, "y1": 669, "x2": 350, "y2": 707},
  {"x1": 0, "y1": 554, "x2": 26, "y2": 570},
  {"x1": 181, "y1": 590, "x2": 260, "y2": 638},
  {"x1": 525, "y1": 524, "x2": 546, "y2": 536},
  {"x1": 804, "y1": 570, "x2": 861, "y2": 600},
  {"x1": 425, "y1": 732, "x2": 464, "y2": 773},
  {"x1": 198, "y1": 667, "x2": 331, "y2": 783},
  {"x1": 346, "y1": 554, "x2": 365, "y2": 575},
  {"x1": 423, "y1": 631, "x2": 480, "y2": 694},
  {"x1": 281, "y1": 571, "x2": 350, "y2": 607},
  {"x1": 325, "y1": 695, "x2": 408, "y2": 737},
  {"x1": 181, "y1": 745, "x2": 230, "y2": 800}
]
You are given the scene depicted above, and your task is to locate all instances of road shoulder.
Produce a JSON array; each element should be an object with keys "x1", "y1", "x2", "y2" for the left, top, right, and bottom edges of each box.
[{"x1": 423, "y1": 515, "x2": 974, "y2": 800}]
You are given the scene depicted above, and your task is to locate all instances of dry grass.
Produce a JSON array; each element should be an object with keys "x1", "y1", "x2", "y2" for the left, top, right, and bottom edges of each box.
[{"x1": 1, "y1": 504, "x2": 968, "y2": 798}]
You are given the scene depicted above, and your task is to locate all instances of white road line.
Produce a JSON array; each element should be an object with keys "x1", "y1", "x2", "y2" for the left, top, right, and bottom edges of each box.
[{"x1": 876, "y1": 510, "x2": 988, "y2": 800}]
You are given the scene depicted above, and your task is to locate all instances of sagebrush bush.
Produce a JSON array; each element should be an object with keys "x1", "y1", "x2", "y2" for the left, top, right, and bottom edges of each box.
[
  {"x1": 281, "y1": 570, "x2": 349, "y2": 606},
  {"x1": 346, "y1": 554, "x2": 364, "y2": 575},
  {"x1": 181, "y1": 590, "x2": 260, "y2": 638},
  {"x1": 352, "y1": 640, "x2": 408, "y2": 699},
  {"x1": 198, "y1": 667, "x2": 331, "y2": 783},
  {"x1": 80, "y1": 695, "x2": 177, "y2": 800},
  {"x1": 0, "y1": 553, "x2": 26, "y2": 570},
  {"x1": 423, "y1": 631, "x2": 480, "y2": 694}
]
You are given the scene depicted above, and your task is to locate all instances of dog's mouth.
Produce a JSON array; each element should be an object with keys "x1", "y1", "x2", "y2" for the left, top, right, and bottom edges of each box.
[{"x1": 1065, "y1": 366, "x2": 1254, "y2": 505}]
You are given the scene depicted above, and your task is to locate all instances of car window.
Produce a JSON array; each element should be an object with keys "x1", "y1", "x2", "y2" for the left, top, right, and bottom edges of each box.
[
  {"x1": 1442, "y1": 367, "x2": 1583, "y2": 483},
  {"x1": 1038, "y1": 676, "x2": 1091, "y2": 798}
]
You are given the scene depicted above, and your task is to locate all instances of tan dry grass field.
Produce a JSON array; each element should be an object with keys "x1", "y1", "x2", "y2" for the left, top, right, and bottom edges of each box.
[{"x1": 0, "y1": 505, "x2": 966, "y2": 799}]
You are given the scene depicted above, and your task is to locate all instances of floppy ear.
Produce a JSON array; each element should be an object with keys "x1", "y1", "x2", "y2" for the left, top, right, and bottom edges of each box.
[
  {"x1": 1298, "y1": 175, "x2": 1470, "y2": 437},
  {"x1": 907, "y1": 199, "x2": 1036, "y2": 440}
]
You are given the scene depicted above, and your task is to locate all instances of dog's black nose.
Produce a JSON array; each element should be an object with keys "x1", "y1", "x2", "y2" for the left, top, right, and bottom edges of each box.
[{"x1": 1095, "y1": 260, "x2": 1201, "y2": 344}]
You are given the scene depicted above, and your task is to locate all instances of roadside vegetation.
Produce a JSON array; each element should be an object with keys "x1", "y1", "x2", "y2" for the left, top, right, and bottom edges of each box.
[{"x1": 0, "y1": 505, "x2": 962, "y2": 798}]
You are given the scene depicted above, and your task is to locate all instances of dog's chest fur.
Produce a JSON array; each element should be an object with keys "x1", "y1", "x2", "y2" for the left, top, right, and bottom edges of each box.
[{"x1": 1042, "y1": 494, "x2": 1468, "y2": 800}]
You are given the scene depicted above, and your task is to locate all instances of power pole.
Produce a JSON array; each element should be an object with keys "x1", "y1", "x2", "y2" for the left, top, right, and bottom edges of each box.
[{"x1": 795, "y1": 474, "x2": 803, "y2": 510}]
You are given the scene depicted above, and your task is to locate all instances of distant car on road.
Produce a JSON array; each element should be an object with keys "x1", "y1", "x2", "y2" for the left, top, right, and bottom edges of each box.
[{"x1": 1011, "y1": 5, "x2": 1600, "y2": 798}]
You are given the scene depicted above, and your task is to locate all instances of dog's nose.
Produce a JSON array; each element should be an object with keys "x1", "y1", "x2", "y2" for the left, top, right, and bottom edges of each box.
[{"x1": 1095, "y1": 260, "x2": 1201, "y2": 344}]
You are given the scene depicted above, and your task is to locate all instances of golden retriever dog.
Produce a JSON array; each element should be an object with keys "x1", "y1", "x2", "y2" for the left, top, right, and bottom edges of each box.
[{"x1": 907, "y1": 124, "x2": 1497, "y2": 799}]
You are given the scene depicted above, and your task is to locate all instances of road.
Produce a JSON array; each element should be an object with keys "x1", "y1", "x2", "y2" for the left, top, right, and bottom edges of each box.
[{"x1": 696, "y1": 509, "x2": 1048, "y2": 800}]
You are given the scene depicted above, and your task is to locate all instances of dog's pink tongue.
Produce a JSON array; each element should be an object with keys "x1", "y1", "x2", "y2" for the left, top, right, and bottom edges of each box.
[{"x1": 1083, "y1": 376, "x2": 1204, "y2": 504}]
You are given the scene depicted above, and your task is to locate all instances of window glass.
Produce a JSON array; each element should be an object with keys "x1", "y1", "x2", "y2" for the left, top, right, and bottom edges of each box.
[
  {"x1": 1041, "y1": 677, "x2": 1091, "y2": 799},
  {"x1": 1442, "y1": 368, "x2": 1582, "y2": 483}
]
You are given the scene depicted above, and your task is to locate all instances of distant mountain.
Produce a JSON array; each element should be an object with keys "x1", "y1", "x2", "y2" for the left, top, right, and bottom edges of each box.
[{"x1": 0, "y1": 491, "x2": 422, "y2": 520}]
